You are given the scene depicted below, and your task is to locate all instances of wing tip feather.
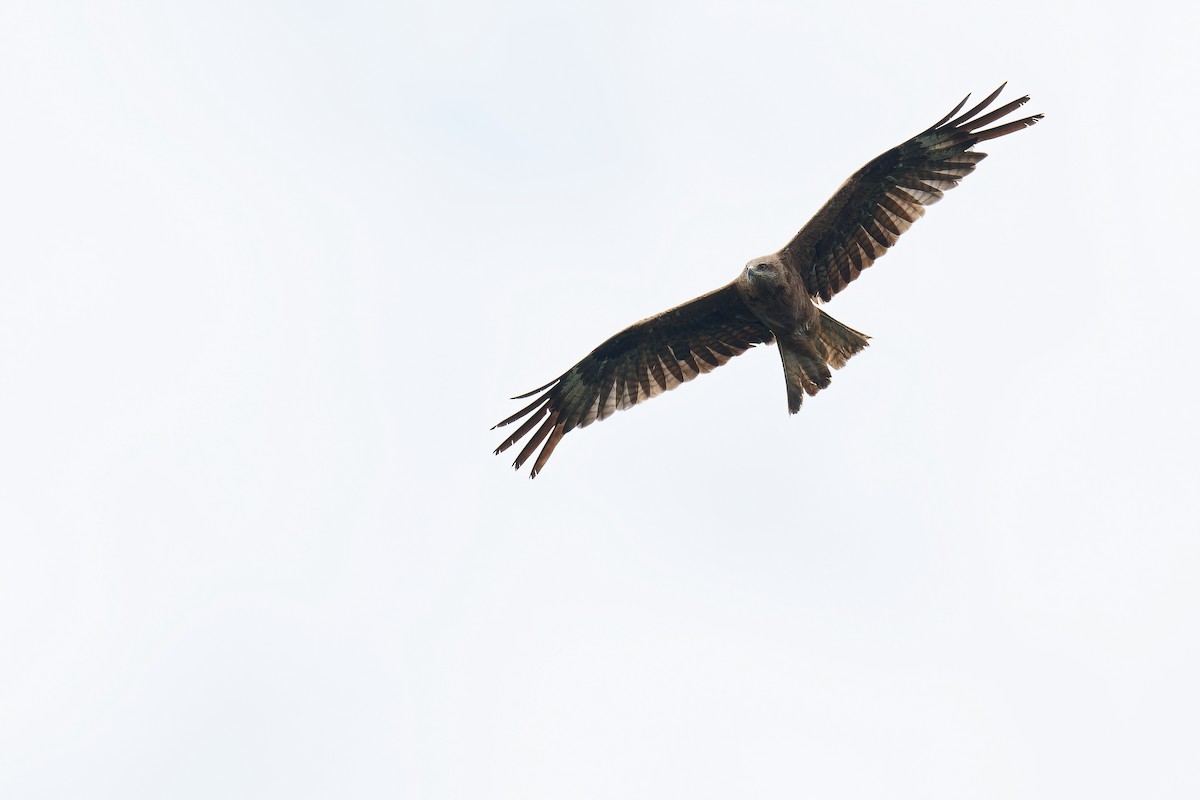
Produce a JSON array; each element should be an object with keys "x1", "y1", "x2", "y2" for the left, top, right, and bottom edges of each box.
[
  {"x1": 927, "y1": 93, "x2": 971, "y2": 131},
  {"x1": 511, "y1": 377, "x2": 560, "y2": 400}
]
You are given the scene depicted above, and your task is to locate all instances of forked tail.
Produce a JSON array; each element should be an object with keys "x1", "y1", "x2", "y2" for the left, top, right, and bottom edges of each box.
[
  {"x1": 778, "y1": 310, "x2": 870, "y2": 413},
  {"x1": 816, "y1": 309, "x2": 870, "y2": 368}
]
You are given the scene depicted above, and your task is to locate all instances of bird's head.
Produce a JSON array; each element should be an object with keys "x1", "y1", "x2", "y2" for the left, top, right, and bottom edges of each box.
[{"x1": 742, "y1": 255, "x2": 784, "y2": 288}]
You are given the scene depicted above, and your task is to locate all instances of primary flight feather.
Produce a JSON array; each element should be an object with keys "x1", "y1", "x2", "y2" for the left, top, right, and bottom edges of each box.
[{"x1": 495, "y1": 85, "x2": 1042, "y2": 477}]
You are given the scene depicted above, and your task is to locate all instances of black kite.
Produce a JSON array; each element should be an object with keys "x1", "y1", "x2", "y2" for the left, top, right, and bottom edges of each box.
[{"x1": 495, "y1": 85, "x2": 1042, "y2": 477}]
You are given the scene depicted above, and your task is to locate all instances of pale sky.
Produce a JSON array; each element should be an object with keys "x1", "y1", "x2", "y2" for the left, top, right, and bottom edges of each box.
[{"x1": 2, "y1": 1, "x2": 1198, "y2": 798}]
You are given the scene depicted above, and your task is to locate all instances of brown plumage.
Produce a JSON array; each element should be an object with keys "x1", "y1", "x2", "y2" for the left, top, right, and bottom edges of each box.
[{"x1": 495, "y1": 85, "x2": 1042, "y2": 477}]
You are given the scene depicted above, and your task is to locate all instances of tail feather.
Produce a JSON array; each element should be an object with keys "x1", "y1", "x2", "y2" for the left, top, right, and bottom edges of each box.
[
  {"x1": 816, "y1": 309, "x2": 870, "y2": 368},
  {"x1": 778, "y1": 311, "x2": 870, "y2": 413},
  {"x1": 779, "y1": 341, "x2": 832, "y2": 414}
]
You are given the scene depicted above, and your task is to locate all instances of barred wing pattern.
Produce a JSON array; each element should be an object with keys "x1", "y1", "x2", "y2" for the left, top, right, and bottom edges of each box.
[
  {"x1": 494, "y1": 283, "x2": 772, "y2": 477},
  {"x1": 785, "y1": 84, "x2": 1043, "y2": 302}
]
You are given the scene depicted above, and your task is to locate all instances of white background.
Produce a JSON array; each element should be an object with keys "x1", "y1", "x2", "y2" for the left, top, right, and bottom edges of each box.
[{"x1": 2, "y1": 1, "x2": 1198, "y2": 798}]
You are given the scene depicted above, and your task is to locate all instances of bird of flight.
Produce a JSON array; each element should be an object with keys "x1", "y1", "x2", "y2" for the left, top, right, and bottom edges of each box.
[{"x1": 495, "y1": 85, "x2": 1042, "y2": 477}]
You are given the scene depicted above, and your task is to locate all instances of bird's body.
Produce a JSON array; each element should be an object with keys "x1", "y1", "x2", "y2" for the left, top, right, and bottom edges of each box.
[
  {"x1": 738, "y1": 254, "x2": 853, "y2": 413},
  {"x1": 495, "y1": 86, "x2": 1042, "y2": 477},
  {"x1": 739, "y1": 255, "x2": 815, "y2": 334}
]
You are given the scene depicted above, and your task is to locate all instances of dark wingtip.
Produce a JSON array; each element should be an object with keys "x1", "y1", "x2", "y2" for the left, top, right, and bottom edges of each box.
[
  {"x1": 511, "y1": 377, "x2": 559, "y2": 400},
  {"x1": 970, "y1": 111, "x2": 1044, "y2": 142},
  {"x1": 928, "y1": 92, "x2": 971, "y2": 131},
  {"x1": 945, "y1": 84, "x2": 1009, "y2": 129}
]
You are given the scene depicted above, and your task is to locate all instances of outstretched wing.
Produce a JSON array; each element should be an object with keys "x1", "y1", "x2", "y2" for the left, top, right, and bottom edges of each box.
[
  {"x1": 784, "y1": 84, "x2": 1043, "y2": 302},
  {"x1": 494, "y1": 282, "x2": 772, "y2": 478}
]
